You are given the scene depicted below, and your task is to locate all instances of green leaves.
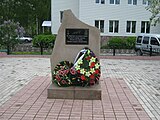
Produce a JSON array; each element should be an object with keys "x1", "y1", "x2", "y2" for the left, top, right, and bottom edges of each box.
[
  {"x1": 0, "y1": 20, "x2": 25, "y2": 54},
  {"x1": 32, "y1": 34, "x2": 56, "y2": 55},
  {"x1": 146, "y1": 0, "x2": 160, "y2": 26},
  {"x1": 33, "y1": 34, "x2": 56, "y2": 48},
  {"x1": 107, "y1": 37, "x2": 136, "y2": 49},
  {"x1": 0, "y1": 0, "x2": 51, "y2": 35}
]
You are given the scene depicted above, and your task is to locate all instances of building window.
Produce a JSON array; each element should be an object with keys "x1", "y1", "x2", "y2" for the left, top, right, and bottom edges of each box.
[
  {"x1": 96, "y1": 0, "x2": 105, "y2": 4},
  {"x1": 109, "y1": 20, "x2": 119, "y2": 33},
  {"x1": 143, "y1": 0, "x2": 151, "y2": 5},
  {"x1": 95, "y1": 20, "x2": 104, "y2": 33},
  {"x1": 60, "y1": 11, "x2": 63, "y2": 23},
  {"x1": 110, "y1": 0, "x2": 120, "y2": 4},
  {"x1": 141, "y1": 21, "x2": 150, "y2": 33},
  {"x1": 126, "y1": 21, "x2": 136, "y2": 33},
  {"x1": 128, "y1": 0, "x2": 137, "y2": 5}
]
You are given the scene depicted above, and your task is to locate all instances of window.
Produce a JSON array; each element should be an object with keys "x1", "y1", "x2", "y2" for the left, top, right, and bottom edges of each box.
[
  {"x1": 110, "y1": 0, "x2": 120, "y2": 4},
  {"x1": 126, "y1": 21, "x2": 136, "y2": 33},
  {"x1": 151, "y1": 37, "x2": 159, "y2": 46},
  {"x1": 96, "y1": 0, "x2": 105, "y2": 4},
  {"x1": 96, "y1": 0, "x2": 99, "y2": 3},
  {"x1": 143, "y1": 0, "x2": 151, "y2": 5},
  {"x1": 137, "y1": 36, "x2": 142, "y2": 43},
  {"x1": 142, "y1": 36, "x2": 149, "y2": 44},
  {"x1": 141, "y1": 21, "x2": 150, "y2": 33},
  {"x1": 60, "y1": 11, "x2": 63, "y2": 23},
  {"x1": 109, "y1": 20, "x2": 119, "y2": 33},
  {"x1": 101, "y1": 0, "x2": 105, "y2": 4},
  {"x1": 95, "y1": 20, "x2": 104, "y2": 33},
  {"x1": 128, "y1": 0, "x2": 137, "y2": 5}
]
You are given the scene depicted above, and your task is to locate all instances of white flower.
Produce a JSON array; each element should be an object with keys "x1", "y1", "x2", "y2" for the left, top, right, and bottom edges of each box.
[
  {"x1": 87, "y1": 50, "x2": 90, "y2": 54},
  {"x1": 75, "y1": 65, "x2": 80, "y2": 70},
  {"x1": 90, "y1": 68, "x2": 95, "y2": 73},
  {"x1": 78, "y1": 59, "x2": 83, "y2": 64},
  {"x1": 85, "y1": 72, "x2": 91, "y2": 77},
  {"x1": 80, "y1": 69, "x2": 85, "y2": 74},
  {"x1": 95, "y1": 63, "x2": 100, "y2": 69},
  {"x1": 90, "y1": 57, "x2": 96, "y2": 62}
]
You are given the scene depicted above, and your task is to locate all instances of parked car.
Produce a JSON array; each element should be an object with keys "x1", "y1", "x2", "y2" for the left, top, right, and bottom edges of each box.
[
  {"x1": 17, "y1": 36, "x2": 32, "y2": 43},
  {"x1": 135, "y1": 34, "x2": 160, "y2": 56}
]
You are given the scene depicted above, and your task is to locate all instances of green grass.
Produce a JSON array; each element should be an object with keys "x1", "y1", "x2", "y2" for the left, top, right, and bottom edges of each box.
[{"x1": 11, "y1": 51, "x2": 52, "y2": 55}]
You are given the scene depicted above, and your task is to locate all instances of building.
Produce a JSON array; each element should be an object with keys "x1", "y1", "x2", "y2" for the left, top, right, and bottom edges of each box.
[{"x1": 51, "y1": 0, "x2": 160, "y2": 37}]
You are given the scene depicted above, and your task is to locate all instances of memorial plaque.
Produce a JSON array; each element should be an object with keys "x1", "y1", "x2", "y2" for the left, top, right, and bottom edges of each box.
[{"x1": 66, "y1": 29, "x2": 89, "y2": 45}]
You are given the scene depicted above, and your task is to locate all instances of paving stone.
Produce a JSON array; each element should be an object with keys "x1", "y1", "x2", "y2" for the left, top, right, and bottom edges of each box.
[{"x1": 1, "y1": 56, "x2": 160, "y2": 119}]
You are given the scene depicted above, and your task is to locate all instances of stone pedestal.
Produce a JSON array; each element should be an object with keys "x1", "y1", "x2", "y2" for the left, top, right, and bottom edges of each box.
[{"x1": 47, "y1": 83, "x2": 101, "y2": 100}]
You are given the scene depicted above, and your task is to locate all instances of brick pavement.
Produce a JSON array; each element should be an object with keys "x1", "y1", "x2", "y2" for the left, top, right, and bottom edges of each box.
[{"x1": 0, "y1": 75, "x2": 150, "y2": 120}]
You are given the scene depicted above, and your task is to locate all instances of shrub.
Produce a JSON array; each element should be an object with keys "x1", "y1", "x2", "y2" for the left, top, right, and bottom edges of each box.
[
  {"x1": 106, "y1": 37, "x2": 136, "y2": 49},
  {"x1": 33, "y1": 34, "x2": 56, "y2": 55},
  {"x1": 124, "y1": 37, "x2": 136, "y2": 49},
  {"x1": 107, "y1": 37, "x2": 125, "y2": 49}
]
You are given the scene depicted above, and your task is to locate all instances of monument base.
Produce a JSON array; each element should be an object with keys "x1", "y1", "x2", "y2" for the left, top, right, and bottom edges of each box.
[{"x1": 47, "y1": 83, "x2": 101, "y2": 100}]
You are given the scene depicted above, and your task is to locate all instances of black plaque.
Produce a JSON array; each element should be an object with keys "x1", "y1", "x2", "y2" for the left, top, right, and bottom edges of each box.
[{"x1": 66, "y1": 29, "x2": 89, "y2": 45}]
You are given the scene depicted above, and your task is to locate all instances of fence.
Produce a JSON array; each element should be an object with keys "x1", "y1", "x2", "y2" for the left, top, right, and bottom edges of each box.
[
  {"x1": 13, "y1": 44, "x2": 52, "y2": 53},
  {"x1": 101, "y1": 49, "x2": 135, "y2": 55},
  {"x1": 12, "y1": 44, "x2": 136, "y2": 55}
]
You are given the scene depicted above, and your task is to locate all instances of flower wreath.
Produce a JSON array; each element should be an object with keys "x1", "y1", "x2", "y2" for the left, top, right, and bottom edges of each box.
[
  {"x1": 52, "y1": 61, "x2": 73, "y2": 87},
  {"x1": 52, "y1": 48, "x2": 101, "y2": 87},
  {"x1": 73, "y1": 48, "x2": 101, "y2": 87}
]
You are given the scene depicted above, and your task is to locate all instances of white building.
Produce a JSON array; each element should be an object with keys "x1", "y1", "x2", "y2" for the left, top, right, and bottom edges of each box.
[{"x1": 51, "y1": 0, "x2": 160, "y2": 37}]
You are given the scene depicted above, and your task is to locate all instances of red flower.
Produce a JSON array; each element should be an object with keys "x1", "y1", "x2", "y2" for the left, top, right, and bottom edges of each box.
[
  {"x1": 70, "y1": 68, "x2": 76, "y2": 75},
  {"x1": 89, "y1": 74, "x2": 95, "y2": 79},
  {"x1": 95, "y1": 69, "x2": 100, "y2": 74},
  {"x1": 86, "y1": 56, "x2": 91, "y2": 60},
  {"x1": 77, "y1": 70, "x2": 80, "y2": 73},
  {"x1": 64, "y1": 69, "x2": 69, "y2": 75},
  {"x1": 55, "y1": 75, "x2": 61, "y2": 81},
  {"x1": 59, "y1": 70, "x2": 64, "y2": 75},
  {"x1": 61, "y1": 80, "x2": 67, "y2": 84},
  {"x1": 90, "y1": 62, "x2": 95, "y2": 68},
  {"x1": 90, "y1": 79, "x2": 95, "y2": 85},
  {"x1": 81, "y1": 75, "x2": 86, "y2": 81}
]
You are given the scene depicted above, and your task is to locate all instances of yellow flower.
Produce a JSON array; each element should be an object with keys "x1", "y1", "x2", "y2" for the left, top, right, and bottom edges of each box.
[
  {"x1": 90, "y1": 68, "x2": 95, "y2": 73},
  {"x1": 95, "y1": 63, "x2": 100, "y2": 69},
  {"x1": 85, "y1": 72, "x2": 91, "y2": 77},
  {"x1": 90, "y1": 57, "x2": 96, "y2": 62},
  {"x1": 75, "y1": 65, "x2": 80, "y2": 70},
  {"x1": 80, "y1": 69, "x2": 85, "y2": 74}
]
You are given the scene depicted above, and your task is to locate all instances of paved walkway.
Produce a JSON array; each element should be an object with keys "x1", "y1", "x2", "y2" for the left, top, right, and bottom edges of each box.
[
  {"x1": 101, "y1": 59, "x2": 160, "y2": 120},
  {"x1": 0, "y1": 55, "x2": 160, "y2": 119},
  {"x1": 0, "y1": 58, "x2": 50, "y2": 106}
]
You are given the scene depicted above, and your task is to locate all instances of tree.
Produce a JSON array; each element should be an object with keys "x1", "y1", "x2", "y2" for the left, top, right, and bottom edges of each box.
[
  {"x1": 0, "y1": 20, "x2": 25, "y2": 54},
  {"x1": 33, "y1": 34, "x2": 56, "y2": 55},
  {"x1": 147, "y1": 0, "x2": 160, "y2": 25},
  {"x1": 0, "y1": 0, "x2": 51, "y2": 35}
]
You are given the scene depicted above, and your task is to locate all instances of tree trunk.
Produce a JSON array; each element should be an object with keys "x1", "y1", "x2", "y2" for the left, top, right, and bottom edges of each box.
[
  {"x1": 40, "y1": 45, "x2": 43, "y2": 55},
  {"x1": 36, "y1": 17, "x2": 39, "y2": 35},
  {"x1": 7, "y1": 45, "x2": 10, "y2": 55}
]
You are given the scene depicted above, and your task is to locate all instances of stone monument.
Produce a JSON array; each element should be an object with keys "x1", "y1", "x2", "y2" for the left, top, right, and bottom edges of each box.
[{"x1": 48, "y1": 9, "x2": 101, "y2": 100}]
